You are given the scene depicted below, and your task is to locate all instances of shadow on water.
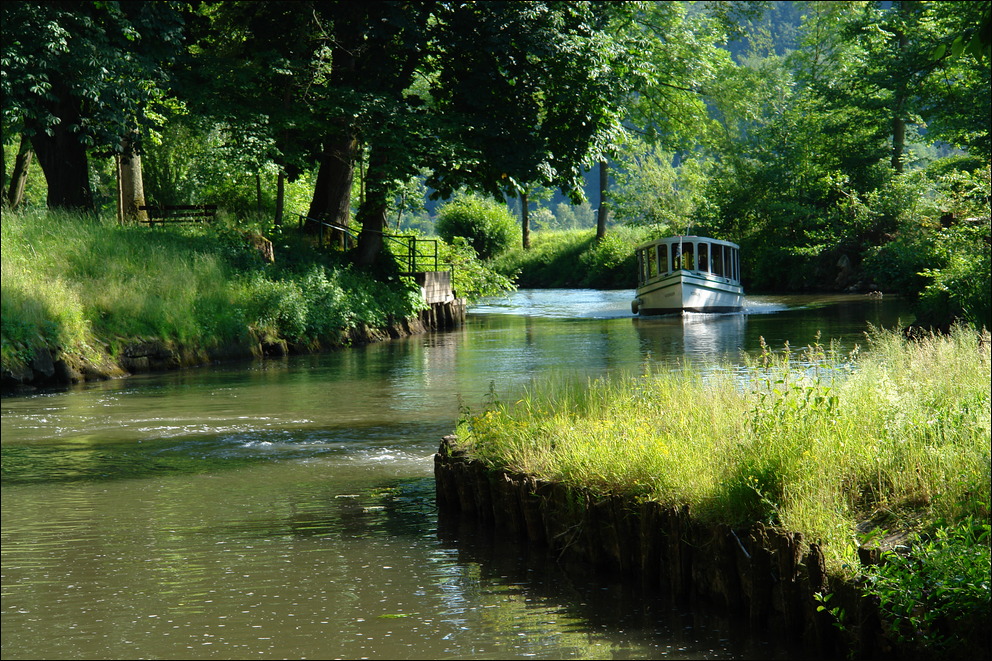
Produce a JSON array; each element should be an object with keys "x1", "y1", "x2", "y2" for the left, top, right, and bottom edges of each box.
[{"x1": 436, "y1": 514, "x2": 799, "y2": 660}]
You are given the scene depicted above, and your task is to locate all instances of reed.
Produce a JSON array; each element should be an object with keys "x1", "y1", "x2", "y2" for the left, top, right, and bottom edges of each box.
[{"x1": 457, "y1": 326, "x2": 991, "y2": 568}]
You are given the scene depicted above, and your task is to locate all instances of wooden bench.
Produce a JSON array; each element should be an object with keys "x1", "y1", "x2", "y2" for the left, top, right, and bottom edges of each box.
[{"x1": 138, "y1": 204, "x2": 217, "y2": 226}]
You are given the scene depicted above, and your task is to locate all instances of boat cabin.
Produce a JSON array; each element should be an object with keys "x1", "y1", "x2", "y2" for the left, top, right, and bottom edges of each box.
[{"x1": 636, "y1": 236, "x2": 741, "y2": 287}]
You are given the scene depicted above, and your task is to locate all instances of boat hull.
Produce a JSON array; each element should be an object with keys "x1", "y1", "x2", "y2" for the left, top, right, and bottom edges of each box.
[{"x1": 632, "y1": 270, "x2": 743, "y2": 315}]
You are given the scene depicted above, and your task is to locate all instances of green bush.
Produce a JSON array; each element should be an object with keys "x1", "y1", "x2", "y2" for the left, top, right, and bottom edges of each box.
[
  {"x1": 862, "y1": 518, "x2": 991, "y2": 659},
  {"x1": 578, "y1": 230, "x2": 639, "y2": 288},
  {"x1": 917, "y1": 219, "x2": 992, "y2": 329},
  {"x1": 435, "y1": 194, "x2": 519, "y2": 260}
]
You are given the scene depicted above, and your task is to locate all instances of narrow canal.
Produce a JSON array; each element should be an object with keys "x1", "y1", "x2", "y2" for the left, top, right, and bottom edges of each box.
[{"x1": 1, "y1": 290, "x2": 913, "y2": 659}]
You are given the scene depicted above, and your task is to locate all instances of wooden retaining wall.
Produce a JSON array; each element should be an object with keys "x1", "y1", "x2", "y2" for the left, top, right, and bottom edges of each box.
[{"x1": 433, "y1": 435, "x2": 961, "y2": 660}]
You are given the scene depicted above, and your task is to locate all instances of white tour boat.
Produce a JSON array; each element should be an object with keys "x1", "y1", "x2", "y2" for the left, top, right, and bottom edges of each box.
[{"x1": 631, "y1": 236, "x2": 744, "y2": 315}]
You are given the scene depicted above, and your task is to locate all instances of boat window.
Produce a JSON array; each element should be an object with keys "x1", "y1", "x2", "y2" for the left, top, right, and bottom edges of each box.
[
  {"x1": 698, "y1": 243, "x2": 709, "y2": 273},
  {"x1": 658, "y1": 243, "x2": 668, "y2": 275},
  {"x1": 712, "y1": 244, "x2": 724, "y2": 277},
  {"x1": 646, "y1": 245, "x2": 657, "y2": 279},
  {"x1": 674, "y1": 242, "x2": 694, "y2": 270},
  {"x1": 724, "y1": 247, "x2": 733, "y2": 280},
  {"x1": 731, "y1": 247, "x2": 739, "y2": 281}
]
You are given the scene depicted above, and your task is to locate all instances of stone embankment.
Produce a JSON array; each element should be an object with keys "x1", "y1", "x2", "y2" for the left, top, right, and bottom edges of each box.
[
  {"x1": 2, "y1": 297, "x2": 465, "y2": 391},
  {"x1": 434, "y1": 435, "x2": 964, "y2": 660}
]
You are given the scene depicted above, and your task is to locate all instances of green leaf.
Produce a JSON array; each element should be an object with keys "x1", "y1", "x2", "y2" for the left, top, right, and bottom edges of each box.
[{"x1": 951, "y1": 35, "x2": 965, "y2": 58}]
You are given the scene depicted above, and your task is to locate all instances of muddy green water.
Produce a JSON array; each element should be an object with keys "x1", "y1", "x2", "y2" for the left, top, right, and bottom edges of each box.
[{"x1": 1, "y1": 291, "x2": 912, "y2": 659}]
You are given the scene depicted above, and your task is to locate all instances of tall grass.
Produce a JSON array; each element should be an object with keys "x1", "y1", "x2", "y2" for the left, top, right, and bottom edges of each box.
[
  {"x1": 1, "y1": 209, "x2": 425, "y2": 369},
  {"x1": 457, "y1": 327, "x2": 991, "y2": 567}
]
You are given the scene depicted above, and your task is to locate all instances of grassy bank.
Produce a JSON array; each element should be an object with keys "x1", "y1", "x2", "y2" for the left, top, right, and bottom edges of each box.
[
  {"x1": 456, "y1": 327, "x2": 990, "y2": 650},
  {"x1": 1, "y1": 209, "x2": 430, "y2": 377},
  {"x1": 491, "y1": 226, "x2": 648, "y2": 289}
]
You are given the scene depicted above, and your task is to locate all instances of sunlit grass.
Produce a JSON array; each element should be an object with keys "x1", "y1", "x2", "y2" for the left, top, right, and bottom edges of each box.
[
  {"x1": 1, "y1": 208, "x2": 425, "y2": 370},
  {"x1": 457, "y1": 327, "x2": 991, "y2": 568}
]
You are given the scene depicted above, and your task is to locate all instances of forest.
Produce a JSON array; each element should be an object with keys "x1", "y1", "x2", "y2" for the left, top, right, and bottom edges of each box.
[{"x1": 2, "y1": 1, "x2": 990, "y2": 328}]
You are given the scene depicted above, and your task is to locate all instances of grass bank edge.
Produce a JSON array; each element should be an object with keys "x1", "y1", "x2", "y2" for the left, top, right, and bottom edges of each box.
[
  {"x1": 454, "y1": 326, "x2": 990, "y2": 564},
  {"x1": 454, "y1": 326, "x2": 990, "y2": 651},
  {"x1": 0, "y1": 208, "x2": 490, "y2": 375}
]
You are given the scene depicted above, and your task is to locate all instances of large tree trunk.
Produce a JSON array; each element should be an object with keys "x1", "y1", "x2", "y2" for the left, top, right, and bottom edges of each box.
[
  {"x1": 521, "y1": 191, "x2": 531, "y2": 250},
  {"x1": 596, "y1": 159, "x2": 609, "y2": 241},
  {"x1": 7, "y1": 134, "x2": 33, "y2": 209},
  {"x1": 118, "y1": 137, "x2": 148, "y2": 223},
  {"x1": 306, "y1": 132, "x2": 357, "y2": 247},
  {"x1": 354, "y1": 150, "x2": 391, "y2": 268},
  {"x1": 26, "y1": 85, "x2": 94, "y2": 211}
]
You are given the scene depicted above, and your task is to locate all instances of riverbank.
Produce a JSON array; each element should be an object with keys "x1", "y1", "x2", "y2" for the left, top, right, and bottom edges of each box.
[
  {"x1": 438, "y1": 327, "x2": 991, "y2": 659},
  {"x1": 1, "y1": 209, "x2": 466, "y2": 392}
]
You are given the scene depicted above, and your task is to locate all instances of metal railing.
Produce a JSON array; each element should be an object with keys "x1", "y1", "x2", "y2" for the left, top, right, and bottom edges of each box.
[{"x1": 297, "y1": 213, "x2": 443, "y2": 275}]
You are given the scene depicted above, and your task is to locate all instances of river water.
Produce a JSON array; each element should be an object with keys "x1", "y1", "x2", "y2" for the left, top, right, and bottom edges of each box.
[{"x1": 1, "y1": 290, "x2": 912, "y2": 660}]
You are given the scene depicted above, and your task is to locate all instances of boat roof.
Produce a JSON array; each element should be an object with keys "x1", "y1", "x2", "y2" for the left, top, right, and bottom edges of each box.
[{"x1": 634, "y1": 235, "x2": 740, "y2": 250}]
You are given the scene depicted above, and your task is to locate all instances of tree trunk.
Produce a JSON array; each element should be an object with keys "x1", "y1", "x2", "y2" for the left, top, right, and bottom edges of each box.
[
  {"x1": 596, "y1": 159, "x2": 609, "y2": 241},
  {"x1": 354, "y1": 150, "x2": 390, "y2": 268},
  {"x1": 26, "y1": 84, "x2": 94, "y2": 211},
  {"x1": 306, "y1": 132, "x2": 357, "y2": 248},
  {"x1": 7, "y1": 134, "x2": 33, "y2": 209},
  {"x1": 890, "y1": 1, "x2": 912, "y2": 174},
  {"x1": 275, "y1": 171, "x2": 285, "y2": 226},
  {"x1": 891, "y1": 113, "x2": 906, "y2": 173},
  {"x1": 521, "y1": 191, "x2": 531, "y2": 250},
  {"x1": 119, "y1": 137, "x2": 148, "y2": 223}
]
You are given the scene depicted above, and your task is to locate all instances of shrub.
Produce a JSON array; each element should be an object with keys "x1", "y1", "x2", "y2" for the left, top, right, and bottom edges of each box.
[
  {"x1": 435, "y1": 194, "x2": 519, "y2": 260},
  {"x1": 861, "y1": 518, "x2": 991, "y2": 659}
]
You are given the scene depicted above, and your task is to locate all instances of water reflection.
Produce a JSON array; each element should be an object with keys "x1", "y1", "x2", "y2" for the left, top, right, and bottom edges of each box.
[{"x1": 633, "y1": 313, "x2": 748, "y2": 361}]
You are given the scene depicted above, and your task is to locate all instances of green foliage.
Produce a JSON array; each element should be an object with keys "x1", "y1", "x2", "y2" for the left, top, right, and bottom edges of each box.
[
  {"x1": 1, "y1": 1, "x2": 183, "y2": 149},
  {"x1": 435, "y1": 194, "x2": 519, "y2": 261},
  {"x1": 232, "y1": 263, "x2": 424, "y2": 347},
  {"x1": 918, "y1": 218, "x2": 992, "y2": 329},
  {"x1": 861, "y1": 162, "x2": 992, "y2": 328},
  {"x1": 862, "y1": 518, "x2": 991, "y2": 658},
  {"x1": 1, "y1": 2, "x2": 184, "y2": 208},
  {"x1": 577, "y1": 231, "x2": 639, "y2": 289},
  {"x1": 491, "y1": 227, "x2": 649, "y2": 289},
  {"x1": 612, "y1": 142, "x2": 712, "y2": 232},
  {"x1": 435, "y1": 237, "x2": 515, "y2": 302},
  {"x1": 428, "y1": 2, "x2": 629, "y2": 200}
]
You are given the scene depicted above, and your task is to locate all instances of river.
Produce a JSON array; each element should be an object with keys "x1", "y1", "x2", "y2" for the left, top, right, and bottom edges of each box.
[{"x1": 1, "y1": 290, "x2": 913, "y2": 659}]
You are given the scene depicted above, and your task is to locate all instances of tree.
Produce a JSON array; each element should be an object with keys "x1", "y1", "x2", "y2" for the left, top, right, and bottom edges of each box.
[
  {"x1": 823, "y1": 1, "x2": 991, "y2": 169},
  {"x1": 598, "y1": 1, "x2": 738, "y2": 237},
  {"x1": 1, "y1": 1, "x2": 184, "y2": 210},
  {"x1": 196, "y1": 2, "x2": 628, "y2": 268},
  {"x1": 5, "y1": 133, "x2": 32, "y2": 208}
]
